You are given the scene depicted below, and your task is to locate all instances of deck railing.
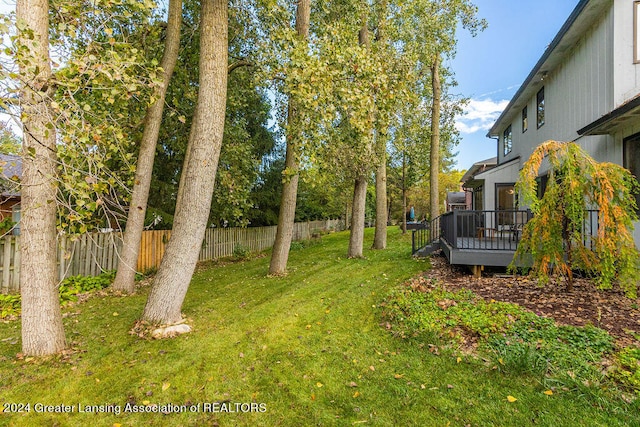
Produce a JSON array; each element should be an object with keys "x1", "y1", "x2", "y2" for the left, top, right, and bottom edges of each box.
[{"x1": 410, "y1": 216, "x2": 440, "y2": 255}]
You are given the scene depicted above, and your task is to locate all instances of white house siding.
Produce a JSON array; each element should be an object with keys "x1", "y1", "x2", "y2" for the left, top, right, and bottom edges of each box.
[
  {"x1": 499, "y1": 5, "x2": 614, "y2": 167},
  {"x1": 613, "y1": 0, "x2": 640, "y2": 106}
]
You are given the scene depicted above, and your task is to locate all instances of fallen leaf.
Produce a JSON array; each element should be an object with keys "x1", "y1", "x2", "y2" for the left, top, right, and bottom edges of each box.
[
  {"x1": 353, "y1": 391, "x2": 360, "y2": 398},
  {"x1": 369, "y1": 366, "x2": 375, "y2": 371},
  {"x1": 316, "y1": 382, "x2": 323, "y2": 388},
  {"x1": 447, "y1": 384, "x2": 454, "y2": 389},
  {"x1": 420, "y1": 384, "x2": 426, "y2": 389},
  {"x1": 507, "y1": 395, "x2": 517, "y2": 403},
  {"x1": 112, "y1": 312, "x2": 119, "y2": 316},
  {"x1": 348, "y1": 381, "x2": 358, "y2": 387},
  {"x1": 306, "y1": 325, "x2": 312, "y2": 330},
  {"x1": 543, "y1": 390, "x2": 553, "y2": 396},
  {"x1": 162, "y1": 382, "x2": 170, "y2": 391},
  {"x1": 142, "y1": 400, "x2": 150, "y2": 405},
  {"x1": 394, "y1": 374, "x2": 404, "y2": 379},
  {"x1": 456, "y1": 357, "x2": 462, "y2": 363}
]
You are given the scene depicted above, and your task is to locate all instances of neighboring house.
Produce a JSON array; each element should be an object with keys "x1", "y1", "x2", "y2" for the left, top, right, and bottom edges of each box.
[
  {"x1": 417, "y1": 0, "x2": 640, "y2": 272},
  {"x1": 0, "y1": 154, "x2": 21, "y2": 234},
  {"x1": 464, "y1": 0, "x2": 640, "y2": 247}
]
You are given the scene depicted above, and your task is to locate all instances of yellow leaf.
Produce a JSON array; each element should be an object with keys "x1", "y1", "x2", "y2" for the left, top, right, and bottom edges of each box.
[
  {"x1": 394, "y1": 374, "x2": 403, "y2": 379},
  {"x1": 142, "y1": 400, "x2": 150, "y2": 405},
  {"x1": 353, "y1": 391, "x2": 360, "y2": 398},
  {"x1": 544, "y1": 390, "x2": 553, "y2": 396},
  {"x1": 113, "y1": 424, "x2": 121, "y2": 427},
  {"x1": 316, "y1": 382, "x2": 323, "y2": 388},
  {"x1": 112, "y1": 312, "x2": 119, "y2": 316},
  {"x1": 507, "y1": 396, "x2": 517, "y2": 403},
  {"x1": 162, "y1": 382, "x2": 170, "y2": 391},
  {"x1": 306, "y1": 325, "x2": 311, "y2": 330},
  {"x1": 456, "y1": 357, "x2": 462, "y2": 364}
]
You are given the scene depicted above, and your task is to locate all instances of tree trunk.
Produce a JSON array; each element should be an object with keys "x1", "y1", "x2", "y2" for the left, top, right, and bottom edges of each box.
[
  {"x1": 401, "y1": 150, "x2": 407, "y2": 234},
  {"x1": 17, "y1": 0, "x2": 67, "y2": 355},
  {"x1": 142, "y1": 0, "x2": 227, "y2": 324},
  {"x1": 429, "y1": 53, "x2": 441, "y2": 222},
  {"x1": 372, "y1": 149, "x2": 387, "y2": 249},
  {"x1": 269, "y1": 0, "x2": 311, "y2": 275},
  {"x1": 112, "y1": 0, "x2": 182, "y2": 293},
  {"x1": 348, "y1": 175, "x2": 368, "y2": 258}
]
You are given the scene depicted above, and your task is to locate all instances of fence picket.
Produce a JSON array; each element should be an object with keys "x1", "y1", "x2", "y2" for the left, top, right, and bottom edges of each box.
[{"x1": 0, "y1": 219, "x2": 344, "y2": 293}]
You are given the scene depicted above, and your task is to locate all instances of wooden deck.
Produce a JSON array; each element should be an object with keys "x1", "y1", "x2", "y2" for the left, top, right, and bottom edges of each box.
[{"x1": 440, "y1": 237, "x2": 519, "y2": 268}]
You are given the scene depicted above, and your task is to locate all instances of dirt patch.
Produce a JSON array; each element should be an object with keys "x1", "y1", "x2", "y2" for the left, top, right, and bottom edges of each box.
[{"x1": 423, "y1": 252, "x2": 640, "y2": 348}]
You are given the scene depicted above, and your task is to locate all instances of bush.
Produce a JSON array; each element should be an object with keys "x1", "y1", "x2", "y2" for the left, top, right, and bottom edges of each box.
[
  {"x1": 0, "y1": 294, "x2": 21, "y2": 318},
  {"x1": 232, "y1": 243, "x2": 250, "y2": 260},
  {"x1": 613, "y1": 347, "x2": 640, "y2": 392}
]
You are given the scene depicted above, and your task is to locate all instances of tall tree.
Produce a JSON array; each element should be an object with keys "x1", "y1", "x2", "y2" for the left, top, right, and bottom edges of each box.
[
  {"x1": 429, "y1": 53, "x2": 441, "y2": 222},
  {"x1": 112, "y1": 0, "x2": 183, "y2": 293},
  {"x1": 16, "y1": 0, "x2": 66, "y2": 355},
  {"x1": 269, "y1": 0, "x2": 311, "y2": 275},
  {"x1": 372, "y1": 0, "x2": 389, "y2": 250},
  {"x1": 142, "y1": 0, "x2": 228, "y2": 324},
  {"x1": 347, "y1": 13, "x2": 374, "y2": 259}
]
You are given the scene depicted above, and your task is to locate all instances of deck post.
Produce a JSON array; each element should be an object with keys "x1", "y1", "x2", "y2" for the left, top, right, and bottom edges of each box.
[{"x1": 452, "y1": 209, "x2": 458, "y2": 249}]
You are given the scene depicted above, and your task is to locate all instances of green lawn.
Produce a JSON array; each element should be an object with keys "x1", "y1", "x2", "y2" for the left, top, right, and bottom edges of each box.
[{"x1": 0, "y1": 228, "x2": 637, "y2": 426}]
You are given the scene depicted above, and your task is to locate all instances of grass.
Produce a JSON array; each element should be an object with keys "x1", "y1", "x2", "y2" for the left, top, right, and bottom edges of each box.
[{"x1": 0, "y1": 227, "x2": 638, "y2": 426}]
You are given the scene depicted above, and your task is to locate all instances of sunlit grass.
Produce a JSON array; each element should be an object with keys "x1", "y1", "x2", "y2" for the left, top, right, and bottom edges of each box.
[{"x1": 0, "y1": 228, "x2": 637, "y2": 426}]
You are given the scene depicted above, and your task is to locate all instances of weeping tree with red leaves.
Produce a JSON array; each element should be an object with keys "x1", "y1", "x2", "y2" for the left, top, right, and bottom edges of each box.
[{"x1": 511, "y1": 140, "x2": 640, "y2": 296}]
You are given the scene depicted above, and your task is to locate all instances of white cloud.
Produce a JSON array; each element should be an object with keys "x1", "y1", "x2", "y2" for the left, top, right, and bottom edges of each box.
[{"x1": 456, "y1": 98, "x2": 509, "y2": 134}]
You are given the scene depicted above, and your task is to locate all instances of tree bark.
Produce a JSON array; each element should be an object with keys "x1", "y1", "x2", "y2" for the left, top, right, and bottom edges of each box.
[
  {"x1": 269, "y1": 0, "x2": 311, "y2": 275},
  {"x1": 112, "y1": 0, "x2": 182, "y2": 293},
  {"x1": 401, "y1": 150, "x2": 407, "y2": 234},
  {"x1": 372, "y1": 149, "x2": 387, "y2": 249},
  {"x1": 17, "y1": 0, "x2": 67, "y2": 355},
  {"x1": 142, "y1": 0, "x2": 227, "y2": 324},
  {"x1": 429, "y1": 53, "x2": 441, "y2": 222},
  {"x1": 348, "y1": 175, "x2": 368, "y2": 258}
]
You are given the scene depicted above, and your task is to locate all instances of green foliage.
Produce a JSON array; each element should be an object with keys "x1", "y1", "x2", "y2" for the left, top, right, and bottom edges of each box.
[
  {"x1": 232, "y1": 243, "x2": 251, "y2": 260},
  {"x1": 383, "y1": 281, "x2": 622, "y2": 391},
  {"x1": 512, "y1": 141, "x2": 640, "y2": 296},
  {"x1": 0, "y1": 270, "x2": 114, "y2": 318},
  {"x1": 0, "y1": 217, "x2": 15, "y2": 235},
  {"x1": 0, "y1": 121, "x2": 21, "y2": 154},
  {"x1": 0, "y1": 293, "x2": 20, "y2": 318},
  {"x1": 58, "y1": 270, "x2": 115, "y2": 305},
  {"x1": 613, "y1": 347, "x2": 640, "y2": 392}
]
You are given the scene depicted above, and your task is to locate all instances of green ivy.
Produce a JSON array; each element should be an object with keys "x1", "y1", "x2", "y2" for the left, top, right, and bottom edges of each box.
[{"x1": 0, "y1": 270, "x2": 115, "y2": 318}]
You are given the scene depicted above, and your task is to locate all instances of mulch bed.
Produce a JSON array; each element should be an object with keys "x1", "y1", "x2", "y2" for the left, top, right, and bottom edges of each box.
[{"x1": 422, "y1": 252, "x2": 640, "y2": 348}]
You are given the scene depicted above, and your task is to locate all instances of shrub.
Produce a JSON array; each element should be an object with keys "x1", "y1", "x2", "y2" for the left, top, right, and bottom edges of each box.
[{"x1": 232, "y1": 243, "x2": 250, "y2": 260}]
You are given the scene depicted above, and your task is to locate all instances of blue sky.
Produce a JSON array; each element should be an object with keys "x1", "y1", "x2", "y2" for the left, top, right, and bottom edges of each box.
[{"x1": 450, "y1": 0, "x2": 579, "y2": 170}]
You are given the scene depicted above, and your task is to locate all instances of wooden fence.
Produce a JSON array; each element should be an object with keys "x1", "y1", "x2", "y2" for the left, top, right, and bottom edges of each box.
[{"x1": 0, "y1": 219, "x2": 344, "y2": 294}]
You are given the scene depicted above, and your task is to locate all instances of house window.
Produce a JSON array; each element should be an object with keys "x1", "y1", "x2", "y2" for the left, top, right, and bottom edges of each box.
[
  {"x1": 503, "y1": 125, "x2": 512, "y2": 156},
  {"x1": 624, "y1": 133, "x2": 640, "y2": 214},
  {"x1": 522, "y1": 106, "x2": 528, "y2": 133},
  {"x1": 635, "y1": 1, "x2": 640, "y2": 63},
  {"x1": 537, "y1": 87, "x2": 545, "y2": 128}
]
